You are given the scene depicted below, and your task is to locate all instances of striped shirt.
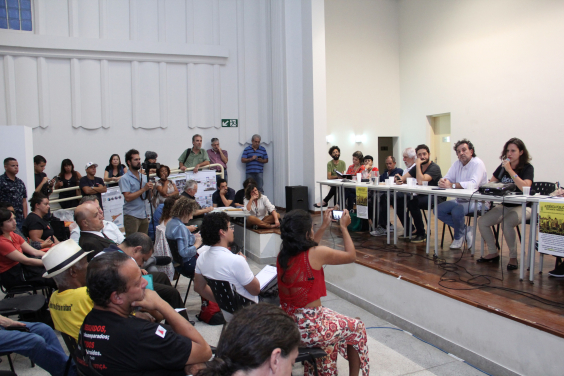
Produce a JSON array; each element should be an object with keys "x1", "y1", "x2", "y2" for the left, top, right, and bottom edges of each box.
[{"x1": 242, "y1": 145, "x2": 268, "y2": 174}]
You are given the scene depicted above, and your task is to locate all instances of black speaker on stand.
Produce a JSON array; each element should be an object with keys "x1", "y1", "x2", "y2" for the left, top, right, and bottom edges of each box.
[{"x1": 285, "y1": 186, "x2": 309, "y2": 212}]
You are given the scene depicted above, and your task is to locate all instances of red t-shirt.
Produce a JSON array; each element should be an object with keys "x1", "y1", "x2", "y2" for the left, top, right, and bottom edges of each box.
[{"x1": 0, "y1": 232, "x2": 24, "y2": 273}]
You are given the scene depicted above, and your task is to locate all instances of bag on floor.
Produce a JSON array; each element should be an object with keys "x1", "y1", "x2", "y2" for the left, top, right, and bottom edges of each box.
[
  {"x1": 196, "y1": 298, "x2": 225, "y2": 325},
  {"x1": 347, "y1": 212, "x2": 369, "y2": 232}
]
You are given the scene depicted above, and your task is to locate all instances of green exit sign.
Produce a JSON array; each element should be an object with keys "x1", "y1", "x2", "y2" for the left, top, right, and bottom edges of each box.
[{"x1": 222, "y1": 119, "x2": 238, "y2": 127}]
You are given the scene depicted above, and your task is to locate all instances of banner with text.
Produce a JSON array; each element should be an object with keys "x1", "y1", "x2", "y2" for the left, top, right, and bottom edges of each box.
[
  {"x1": 538, "y1": 199, "x2": 564, "y2": 257},
  {"x1": 356, "y1": 186, "x2": 368, "y2": 219}
]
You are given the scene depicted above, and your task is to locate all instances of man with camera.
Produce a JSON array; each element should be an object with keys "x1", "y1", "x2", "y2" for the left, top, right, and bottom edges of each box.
[{"x1": 119, "y1": 149, "x2": 154, "y2": 236}]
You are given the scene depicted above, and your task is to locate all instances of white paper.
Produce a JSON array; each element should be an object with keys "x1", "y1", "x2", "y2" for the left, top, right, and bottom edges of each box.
[{"x1": 256, "y1": 265, "x2": 277, "y2": 290}]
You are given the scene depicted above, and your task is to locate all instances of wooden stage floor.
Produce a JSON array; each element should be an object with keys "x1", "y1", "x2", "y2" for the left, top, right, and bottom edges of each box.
[{"x1": 311, "y1": 212, "x2": 564, "y2": 338}]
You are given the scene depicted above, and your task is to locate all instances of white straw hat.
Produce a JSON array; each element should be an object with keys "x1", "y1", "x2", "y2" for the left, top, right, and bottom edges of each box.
[{"x1": 42, "y1": 239, "x2": 92, "y2": 278}]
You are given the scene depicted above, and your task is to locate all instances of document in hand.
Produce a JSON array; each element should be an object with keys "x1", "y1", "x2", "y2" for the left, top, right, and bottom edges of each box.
[{"x1": 256, "y1": 265, "x2": 277, "y2": 290}]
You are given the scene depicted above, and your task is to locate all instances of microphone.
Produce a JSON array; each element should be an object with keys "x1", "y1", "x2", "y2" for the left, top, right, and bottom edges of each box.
[{"x1": 497, "y1": 158, "x2": 509, "y2": 181}]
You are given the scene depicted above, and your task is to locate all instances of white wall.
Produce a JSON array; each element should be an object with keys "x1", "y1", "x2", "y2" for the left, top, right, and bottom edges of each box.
[
  {"x1": 0, "y1": 125, "x2": 34, "y2": 201},
  {"x1": 399, "y1": 0, "x2": 564, "y2": 181},
  {"x1": 0, "y1": 0, "x2": 285, "y2": 202},
  {"x1": 325, "y1": 0, "x2": 401, "y2": 173}
]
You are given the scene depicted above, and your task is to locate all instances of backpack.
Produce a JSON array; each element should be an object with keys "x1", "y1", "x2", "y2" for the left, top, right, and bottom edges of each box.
[
  {"x1": 180, "y1": 148, "x2": 192, "y2": 168},
  {"x1": 196, "y1": 298, "x2": 225, "y2": 326}
]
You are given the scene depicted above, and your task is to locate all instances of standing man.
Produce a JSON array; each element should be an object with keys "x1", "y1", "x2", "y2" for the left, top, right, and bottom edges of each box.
[
  {"x1": 0, "y1": 158, "x2": 28, "y2": 231},
  {"x1": 437, "y1": 139, "x2": 488, "y2": 249},
  {"x1": 395, "y1": 144, "x2": 443, "y2": 243},
  {"x1": 33, "y1": 155, "x2": 55, "y2": 197},
  {"x1": 371, "y1": 156, "x2": 404, "y2": 236},
  {"x1": 178, "y1": 134, "x2": 211, "y2": 173},
  {"x1": 241, "y1": 134, "x2": 268, "y2": 193},
  {"x1": 79, "y1": 162, "x2": 107, "y2": 210},
  {"x1": 212, "y1": 178, "x2": 236, "y2": 208},
  {"x1": 119, "y1": 149, "x2": 153, "y2": 236},
  {"x1": 314, "y1": 146, "x2": 346, "y2": 208},
  {"x1": 207, "y1": 138, "x2": 229, "y2": 183}
]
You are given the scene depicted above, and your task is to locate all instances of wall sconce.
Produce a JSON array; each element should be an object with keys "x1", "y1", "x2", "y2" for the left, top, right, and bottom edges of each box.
[
  {"x1": 354, "y1": 134, "x2": 366, "y2": 143},
  {"x1": 326, "y1": 135, "x2": 335, "y2": 143}
]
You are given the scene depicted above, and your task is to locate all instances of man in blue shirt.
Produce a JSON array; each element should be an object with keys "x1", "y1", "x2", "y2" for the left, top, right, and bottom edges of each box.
[
  {"x1": 119, "y1": 149, "x2": 154, "y2": 236},
  {"x1": 241, "y1": 134, "x2": 268, "y2": 193}
]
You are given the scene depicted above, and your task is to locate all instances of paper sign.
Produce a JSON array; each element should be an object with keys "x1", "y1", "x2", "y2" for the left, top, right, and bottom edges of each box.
[
  {"x1": 538, "y1": 200, "x2": 564, "y2": 257},
  {"x1": 356, "y1": 186, "x2": 368, "y2": 219}
]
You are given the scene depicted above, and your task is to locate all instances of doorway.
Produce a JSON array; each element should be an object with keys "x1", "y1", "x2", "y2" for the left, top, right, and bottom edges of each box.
[
  {"x1": 378, "y1": 137, "x2": 394, "y2": 173},
  {"x1": 428, "y1": 114, "x2": 451, "y2": 175}
]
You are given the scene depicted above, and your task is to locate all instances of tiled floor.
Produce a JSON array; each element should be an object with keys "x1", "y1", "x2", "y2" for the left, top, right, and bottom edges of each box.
[{"x1": 0, "y1": 259, "x2": 487, "y2": 376}]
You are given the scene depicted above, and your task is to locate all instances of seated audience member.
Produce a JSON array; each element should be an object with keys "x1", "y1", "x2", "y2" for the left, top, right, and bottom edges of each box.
[
  {"x1": 233, "y1": 178, "x2": 255, "y2": 208},
  {"x1": 46, "y1": 239, "x2": 160, "y2": 341},
  {"x1": 363, "y1": 155, "x2": 374, "y2": 170},
  {"x1": 76, "y1": 252, "x2": 212, "y2": 375},
  {"x1": 45, "y1": 239, "x2": 94, "y2": 341},
  {"x1": 437, "y1": 139, "x2": 488, "y2": 249},
  {"x1": 165, "y1": 198, "x2": 202, "y2": 276},
  {"x1": 181, "y1": 180, "x2": 213, "y2": 227},
  {"x1": 0, "y1": 314, "x2": 74, "y2": 376},
  {"x1": 402, "y1": 147, "x2": 417, "y2": 172},
  {"x1": 0, "y1": 208, "x2": 55, "y2": 289},
  {"x1": 194, "y1": 213, "x2": 261, "y2": 318},
  {"x1": 153, "y1": 165, "x2": 179, "y2": 209},
  {"x1": 244, "y1": 184, "x2": 280, "y2": 229},
  {"x1": 371, "y1": 156, "x2": 404, "y2": 236},
  {"x1": 103, "y1": 154, "x2": 127, "y2": 187},
  {"x1": 23, "y1": 193, "x2": 59, "y2": 245},
  {"x1": 207, "y1": 138, "x2": 229, "y2": 183},
  {"x1": 344, "y1": 151, "x2": 365, "y2": 211},
  {"x1": 70, "y1": 195, "x2": 124, "y2": 245},
  {"x1": 79, "y1": 162, "x2": 107, "y2": 210},
  {"x1": 33, "y1": 155, "x2": 55, "y2": 197},
  {"x1": 212, "y1": 178, "x2": 236, "y2": 207},
  {"x1": 394, "y1": 144, "x2": 443, "y2": 243},
  {"x1": 55, "y1": 159, "x2": 82, "y2": 209},
  {"x1": 277, "y1": 209, "x2": 369, "y2": 376},
  {"x1": 315, "y1": 145, "x2": 346, "y2": 208},
  {"x1": 160, "y1": 195, "x2": 182, "y2": 227},
  {"x1": 198, "y1": 304, "x2": 300, "y2": 376},
  {"x1": 478, "y1": 138, "x2": 533, "y2": 270},
  {"x1": 0, "y1": 202, "x2": 51, "y2": 250}
]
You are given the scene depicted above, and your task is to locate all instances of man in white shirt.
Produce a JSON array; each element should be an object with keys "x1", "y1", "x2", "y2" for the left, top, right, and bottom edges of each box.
[
  {"x1": 194, "y1": 212, "x2": 260, "y2": 318},
  {"x1": 70, "y1": 195, "x2": 124, "y2": 244},
  {"x1": 437, "y1": 139, "x2": 488, "y2": 250},
  {"x1": 402, "y1": 147, "x2": 417, "y2": 174}
]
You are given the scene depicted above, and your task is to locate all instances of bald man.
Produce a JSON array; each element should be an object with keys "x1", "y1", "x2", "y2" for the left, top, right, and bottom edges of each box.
[{"x1": 76, "y1": 202, "x2": 114, "y2": 260}]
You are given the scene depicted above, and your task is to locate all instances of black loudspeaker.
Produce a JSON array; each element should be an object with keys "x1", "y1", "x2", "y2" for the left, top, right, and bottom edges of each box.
[{"x1": 285, "y1": 186, "x2": 309, "y2": 212}]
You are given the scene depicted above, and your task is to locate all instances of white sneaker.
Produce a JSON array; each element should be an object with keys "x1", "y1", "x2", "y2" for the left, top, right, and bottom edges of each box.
[
  {"x1": 389, "y1": 225, "x2": 395, "y2": 232},
  {"x1": 466, "y1": 226, "x2": 474, "y2": 249},
  {"x1": 370, "y1": 226, "x2": 387, "y2": 236},
  {"x1": 450, "y1": 237, "x2": 464, "y2": 249}
]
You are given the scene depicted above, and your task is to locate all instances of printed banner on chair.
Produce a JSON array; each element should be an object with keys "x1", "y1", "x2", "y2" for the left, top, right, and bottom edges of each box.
[{"x1": 538, "y1": 200, "x2": 564, "y2": 257}]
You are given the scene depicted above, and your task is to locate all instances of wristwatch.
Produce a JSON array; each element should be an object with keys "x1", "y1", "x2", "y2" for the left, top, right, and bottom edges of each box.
[{"x1": 452, "y1": 183, "x2": 456, "y2": 189}]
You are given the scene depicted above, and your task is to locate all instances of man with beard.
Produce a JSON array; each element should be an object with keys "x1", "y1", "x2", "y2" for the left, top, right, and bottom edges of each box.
[
  {"x1": 437, "y1": 139, "x2": 488, "y2": 250},
  {"x1": 119, "y1": 149, "x2": 154, "y2": 236},
  {"x1": 314, "y1": 145, "x2": 346, "y2": 208},
  {"x1": 395, "y1": 144, "x2": 443, "y2": 243}
]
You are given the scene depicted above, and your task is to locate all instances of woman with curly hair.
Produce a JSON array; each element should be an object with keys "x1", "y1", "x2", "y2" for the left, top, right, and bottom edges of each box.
[
  {"x1": 277, "y1": 209, "x2": 369, "y2": 376},
  {"x1": 165, "y1": 197, "x2": 202, "y2": 275},
  {"x1": 244, "y1": 183, "x2": 280, "y2": 229},
  {"x1": 197, "y1": 304, "x2": 300, "y2": 376}
]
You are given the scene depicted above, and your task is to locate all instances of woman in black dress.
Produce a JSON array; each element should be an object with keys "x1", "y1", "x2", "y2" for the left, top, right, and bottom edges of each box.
[
  {"x1": 104, "y1": 154, "x2": 128, "y2": 187},
  {"x1": 54, "y1": 159, "x2": 81, "y2": 209}
]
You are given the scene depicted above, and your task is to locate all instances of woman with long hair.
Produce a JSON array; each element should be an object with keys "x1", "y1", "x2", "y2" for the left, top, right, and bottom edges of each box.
[
  {"x1": 277, "y1": 209, "x2": 369, "y2": 376},
  {"x1": 198, "y1": 304, "x2": 300, "y2": 376},
  {"x1": 244, "y1": 183, "x2": 280, "y2": 229},
  {"x1": 0, "y1": 208, "x2": 55, "y2": 289},
  {"x1": 22, "y1": 193, "x2": 59, "y2": 245},
  {"x1": 160, "y1": 195, "x2": 181, "y2": 226},
  {"x1": 165, "y1": 197, "x2": 202, "y2": 275},
  {"x1": 54, "y1": 159, "x2": 81, "y2": 209},
  {"x1": 153, "y1": 165, "x2": 179, "y2": 209},
  {"x1": 104, "y1": 154, "x2": 128, "y2": 186},
  {"x1": 477, "y1": 138, "x2": 534, "y2": 270}
]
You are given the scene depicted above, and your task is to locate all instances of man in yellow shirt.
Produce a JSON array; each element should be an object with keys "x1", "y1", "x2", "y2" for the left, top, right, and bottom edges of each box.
[{"x1": 43, "y1": 239, "x2": 93, "y2": 341}]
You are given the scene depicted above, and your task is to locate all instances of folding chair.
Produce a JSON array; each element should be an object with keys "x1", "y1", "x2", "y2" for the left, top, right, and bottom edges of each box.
[{"x1": 166, "y1": 238, "x2": 194, "y2": 305}]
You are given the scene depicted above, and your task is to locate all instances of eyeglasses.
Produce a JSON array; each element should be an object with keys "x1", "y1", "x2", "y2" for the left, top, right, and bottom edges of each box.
[{"x1": 229, "y1": 224, "x2": 235, "y2": 230}]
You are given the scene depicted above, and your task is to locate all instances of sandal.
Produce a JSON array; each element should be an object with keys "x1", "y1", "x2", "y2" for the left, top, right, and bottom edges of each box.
[
  {"x1": 476, "y1": 256, "x2": 500, "y2": 263},
  {"x1": 507, "y1": 263, "x2": 518, "y2": 271}
]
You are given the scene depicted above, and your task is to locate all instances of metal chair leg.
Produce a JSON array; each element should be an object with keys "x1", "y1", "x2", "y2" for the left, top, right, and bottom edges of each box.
[{"x1": 183, "y1": 278, "x2": 193, "y2": 306}]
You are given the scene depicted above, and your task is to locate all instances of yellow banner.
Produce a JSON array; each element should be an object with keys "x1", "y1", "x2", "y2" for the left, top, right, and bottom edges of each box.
[
  {"x1": 538, "y1": 200, "x2": 564, "y2": 256},
  {"x1": 356, "y1": 186, "x2": 368, "y2": 219}
]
